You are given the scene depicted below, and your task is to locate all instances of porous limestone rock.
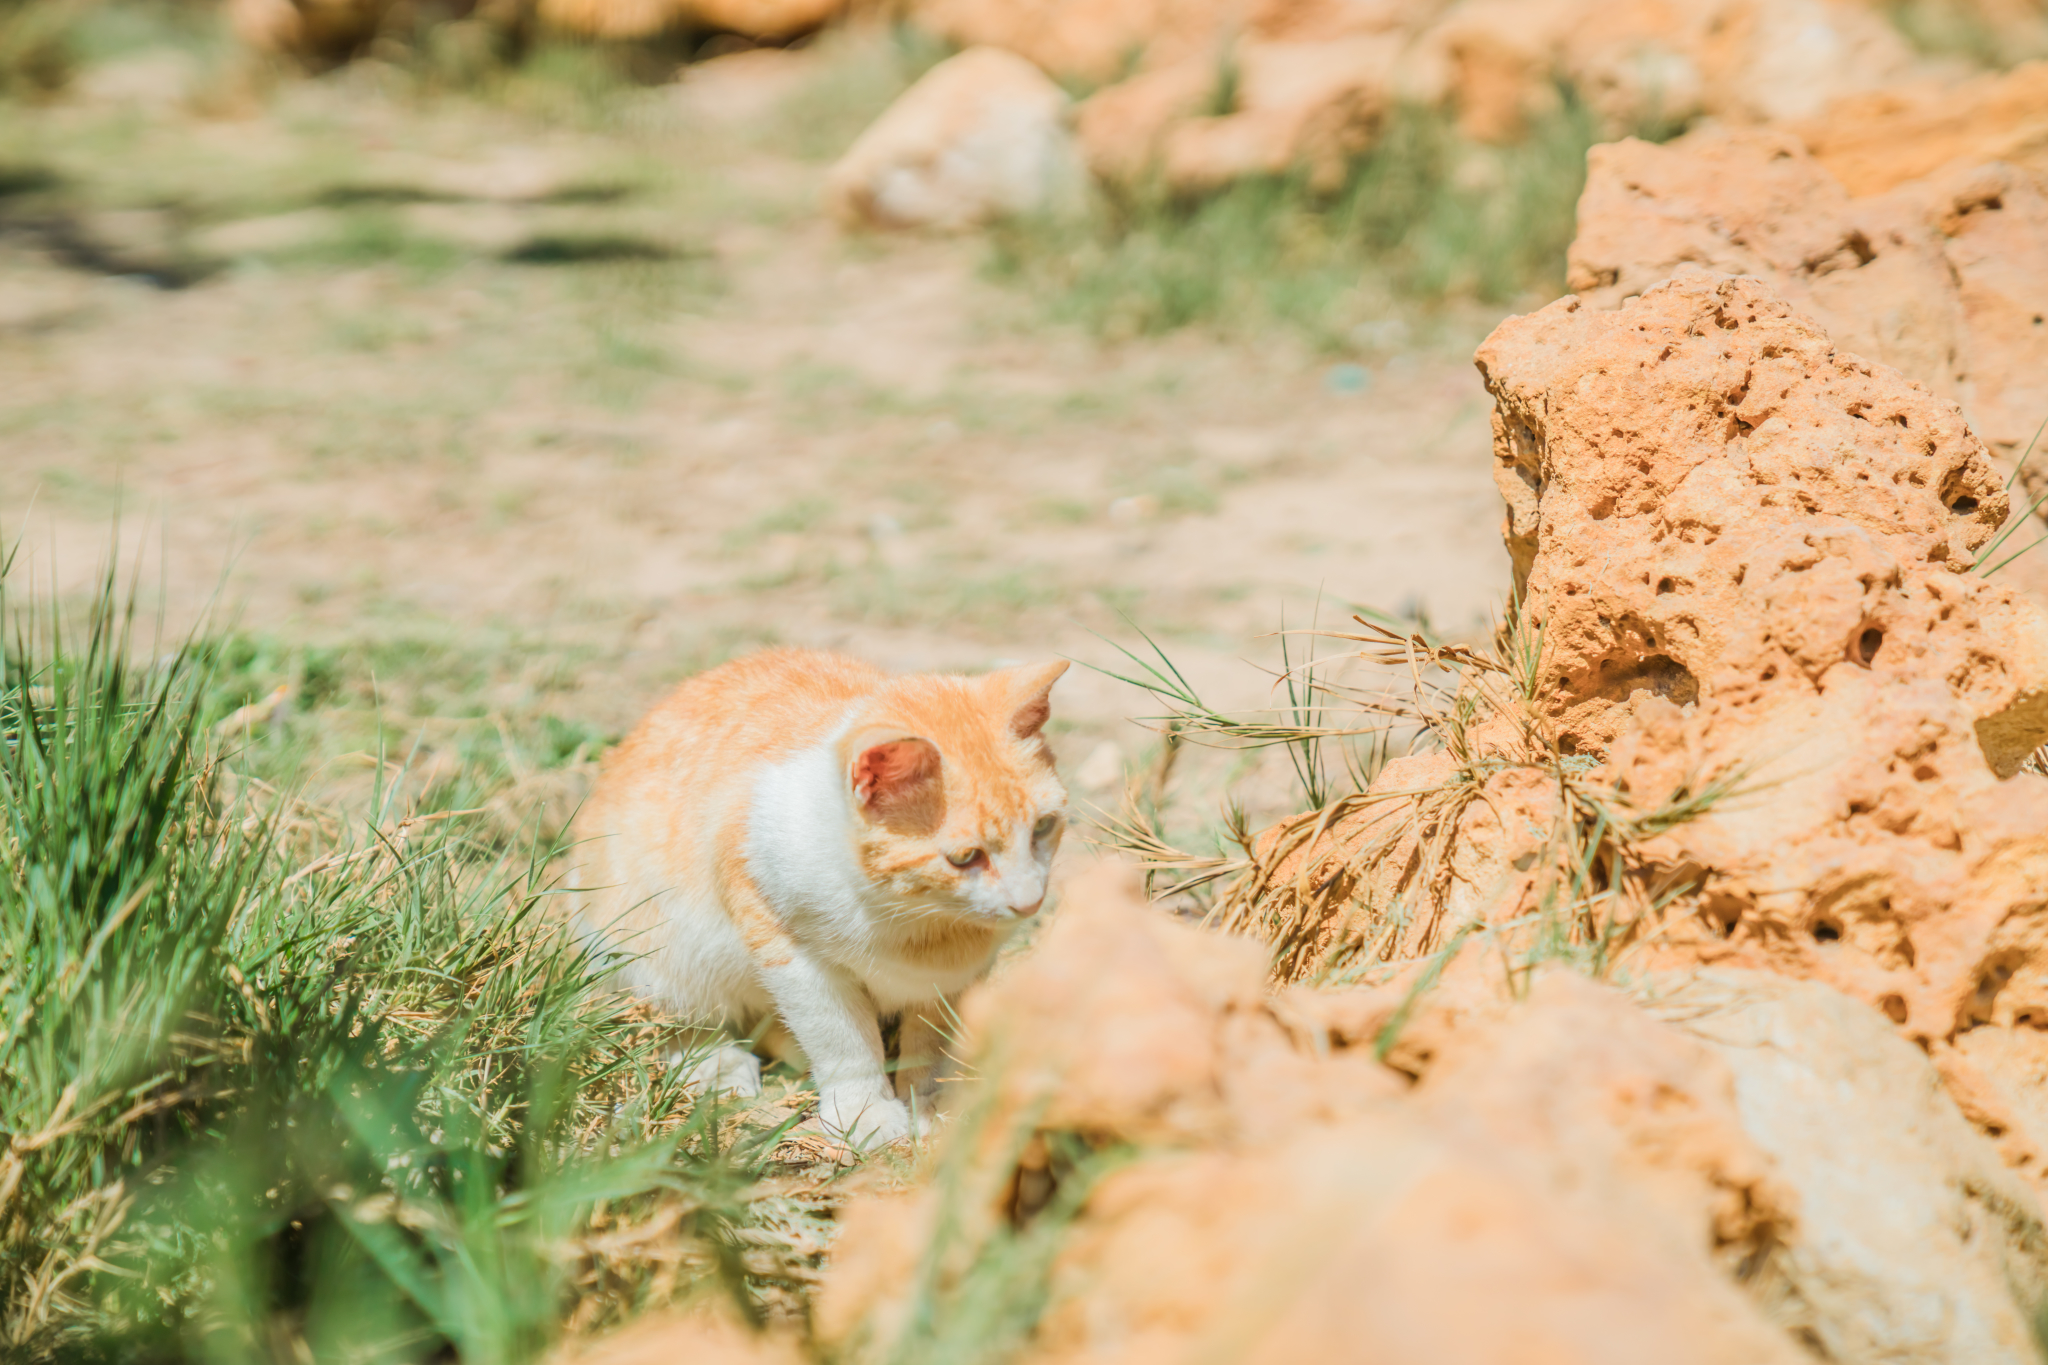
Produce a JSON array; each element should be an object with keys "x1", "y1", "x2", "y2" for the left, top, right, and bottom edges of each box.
[
  {"x1": 1241, "y1": 274, "x2": 2048, "y2": 1199},
  {"x1": 815, "y1": 864, "x2": 2048, "y2": 1364},
  {"x1": 825, "y1": 47, "x2": 1086, "y2": 231},
  {"x1": 1569, "y1": 124, "x2": 2048, "y2": 460},
  {"x1": 1670, "y1": 973, "x2": 2048, "y2": 1363},
  {"x1": 1798, "y1": 61, "x2": 2048, "y2": 198},
  {"x1": 1459, "y1": 276, "x2": 2048, "y2": 1183}
]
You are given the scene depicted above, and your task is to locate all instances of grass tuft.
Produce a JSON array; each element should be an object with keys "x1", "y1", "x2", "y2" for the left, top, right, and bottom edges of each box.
[
  {"x1": 985, "y1": 92, "x2": 1614, "y2": 344},
  {"x1": 1088, "y1": 606, "x2": 1742, "y2": 986},
  {"x1": 0, "y1": 557, "x2": 799, "y2": 1361}
]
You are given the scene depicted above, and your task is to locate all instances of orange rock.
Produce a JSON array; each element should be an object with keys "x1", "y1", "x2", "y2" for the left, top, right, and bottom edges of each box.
[
  {"x1": 227, "y1": 0, "x2": 393, "y2": 66},
  {"x1": 826, "y1": 47, "x2": 1085, "y2": 231},
  {"x1": 903, "y1": 0, "x2": 1246, "y2": 84},
  {"x1": 1568, "y1": 124, "x2": 2048, "y2": 463},
  {"x1": 1567, "y1": 129, "x2": 1970, "y2": 414},
  {"x1": 1476, "y1": 272, "x2": 2048, "y2": 1054},
  {"x1": 819, "y1": 865, "x2": 2048, "y2": 1362},
  {"x1": 1417, "y1": 0, "x2": 1917, "y2": 143},
  {"x1": 687, "y1": 0, "x2": 841, "y2": 38},
  {"x1": 1157, "y1": 36, "x2": 1405, "y2": 192},
  {"x1": 549, "y1": 1308, "x2": 805, "y2": 1365},
  {"x1": 1798, "y1": 61, "x2": 2048, "y2": 198}
]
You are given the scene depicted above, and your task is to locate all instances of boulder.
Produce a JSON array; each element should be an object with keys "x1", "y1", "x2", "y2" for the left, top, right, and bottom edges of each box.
[
  {"x1": 1474, "y1": 272, "x2": 2048, "y2": 974},
  {"x1": 1413, "y1": 0, "x2": 1918, "y2": 143},
  {"x1": 901, "y1": 0, "x2": 1247, "y2": 85},
  {"x1": 1077, "y1": 35, "x2": 1406, "y2": 193},
  {"x1": 814, "y1": 863, "x2": 2048, "y2": 1364},
  {"x1": 1569, "y1": 125, "x2": 2048, "y2": 460},
  {"x1": 825, "y1": 47, "x2": 1086, "y2": 231},
  {"x1": 1670, "y1": 973, "x2": 2048, "y2": 1362},
  {"x1": 684, "y1": 0, "x2": 841, "y2": 39},
  {"x1": 1044, "y1": 0, "x2": 1924, "y2": 192},
  {"x1": 1797, "y1": 61, "x2": 2048, "y2": 198},
  {"x1": 1230, "y1": 274, "x2": 2048, "y2": 1198}
]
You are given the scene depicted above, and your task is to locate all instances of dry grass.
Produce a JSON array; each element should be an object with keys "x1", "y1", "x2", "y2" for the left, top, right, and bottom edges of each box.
[{"x1": 1093, "y1": 610, "x2": 1744, "y2": 989}]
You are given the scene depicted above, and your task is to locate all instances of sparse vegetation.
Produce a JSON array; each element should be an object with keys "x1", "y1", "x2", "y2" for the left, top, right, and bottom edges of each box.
[
  {"x1": 1089, "y1": 608, "x2": 1739, "y2": 986},
  {"x1": 1885, "y1": 0, "x2": 2048, "y2": 66},
  {"x1": 0, "y1": 566, "x2": 827, "y2": 1362},
  {"x1": 986, "y1": 94, "x2": 1613, "y2": 344}
]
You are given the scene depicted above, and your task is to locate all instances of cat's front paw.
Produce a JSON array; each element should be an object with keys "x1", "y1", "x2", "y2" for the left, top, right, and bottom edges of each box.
[
  {"x1": 818, "y1": 1085, "x2": 915, "y2": 1148},
  {"x1": 684, "y1": 1043, "x2": 762, "y2": 1098}
]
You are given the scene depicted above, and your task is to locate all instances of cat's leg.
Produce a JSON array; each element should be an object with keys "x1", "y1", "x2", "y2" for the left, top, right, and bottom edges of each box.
[
  {"x1": 683, "y1": 1041, "x2": 762, "y2": 1098},
  {"x1": 893, "y1": 997, "x2": 958, "y2": 1132},
  {"x1": 718, "y1": 849, "x2": 910, "y2": 1145},
  {"x1": 760, "y1": 951, "x2": 913, "y2": 1146}
]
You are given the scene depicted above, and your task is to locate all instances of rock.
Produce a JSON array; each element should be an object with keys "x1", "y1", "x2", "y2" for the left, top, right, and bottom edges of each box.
[
  {"x1": 952, "y1": 860, "x2": 1380, "y2": 1149},
  {"x1": 1567, "y1": 129, "x2": 1970, "y2": 415},
  {"x1": 902, "y1": 0, "x2": 1246, "y2": 85},
  {"x1": 227, "y1": 0, "x2": 392, "y2": 66},
  {"x1": 1797, "y1": 61, "x2": 2048, "y2": 198},
  {"x1": 1567, "y1": 121, "x2": 2048, "y2": 460},
  {"x1": 816, "y1": 862, "x2": 2048, "y2": 1363},
  {"x1": 1471, "y1": 275, "x2": 2048, "y2": 1177},
  {"x1": 684, "y1": 0, "x2": 841, "y2": 39},
  {"x1": 534, "y1": 0, "x2": 676, "y2": 40},
  {"x1": 1231, "y1": 273, "x2": 2048, "y2": 1197},
  {"x1": 1671, "y1": 972, "x2": 2048, "y2": 1363},
  {"x1": 1048, "y1": 0, "x2": 1921, "y2": 191},
  {"x1": 1078, "y1": 35, "x2": 1406, "y2": 193},
  {"x1": 1415, "y1": 0, "x2": 1917, "y2": 144},
  {"x1": 549, "y1": 1309, "x2": 805, "y2": 1365},
  {"x1": 826, "y1": 47, "x2": 1086, "y2": 231}
]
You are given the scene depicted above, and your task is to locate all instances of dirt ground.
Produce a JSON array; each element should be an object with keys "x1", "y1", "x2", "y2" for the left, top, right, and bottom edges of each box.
[{"x1": 0, "y1": 34, "x2": 1512, "y2": 836}]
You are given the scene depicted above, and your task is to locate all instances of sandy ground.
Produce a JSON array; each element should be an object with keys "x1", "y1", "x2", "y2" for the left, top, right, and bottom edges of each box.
[{"x1": 0, "y1": 40, "x2": 1513, "y2": 833}]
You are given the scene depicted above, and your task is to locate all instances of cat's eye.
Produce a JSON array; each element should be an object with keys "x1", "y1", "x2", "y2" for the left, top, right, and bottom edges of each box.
[
  {"x1": 1033, "y1": 814, "x2": 1059, "y2": 838},
  {"x1": 946, "y1": 848, "x2": 983, "y2": 868}
]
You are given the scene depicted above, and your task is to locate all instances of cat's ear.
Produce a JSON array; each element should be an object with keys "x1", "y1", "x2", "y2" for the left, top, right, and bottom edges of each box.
[
  {"x1": 849, "y1": 734, "x2": 941, "y2": 816},
  {"x1": 994, "y1": 660, "x2": 1070, "y2": 740}
]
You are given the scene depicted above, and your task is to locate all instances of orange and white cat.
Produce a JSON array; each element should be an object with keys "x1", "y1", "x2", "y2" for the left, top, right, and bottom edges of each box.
[{"x1": 565, "y1": 648, "x2": 1069, "y2": 1145}]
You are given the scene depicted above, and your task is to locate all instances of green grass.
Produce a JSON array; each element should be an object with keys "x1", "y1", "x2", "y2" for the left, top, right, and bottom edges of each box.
[
  {"x1": 1885, "y1": 0, "x2": 2047, "y2": 67},
  {"x1": 985, "y1": 94, "x2": 1613, "y2": 344},
  {"x1": 0, "y1": 569, "x2": 793, "y2": 1361},
  {"x1": 758, "y1": 25, "x2": 952, "y2": 164}
]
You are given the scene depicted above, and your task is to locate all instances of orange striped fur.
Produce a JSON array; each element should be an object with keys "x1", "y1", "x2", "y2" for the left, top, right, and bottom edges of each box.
[{"x1": 565, "y1": 648, "x2": 1069, "y2": 1144}]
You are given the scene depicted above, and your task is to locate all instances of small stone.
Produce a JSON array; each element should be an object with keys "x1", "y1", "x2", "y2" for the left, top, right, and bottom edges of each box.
[{"x1": 826, "y1": 47, "x2": 1087, "y2": 232}]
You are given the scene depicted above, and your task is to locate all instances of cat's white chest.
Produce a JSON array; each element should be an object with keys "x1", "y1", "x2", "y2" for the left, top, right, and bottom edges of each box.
[
  {"x1": 745, "y1": 744, "x2": 997, "y2": 1004},
  {"x1": 748, "y1": 745, "x2": 870, "y2": 934}
]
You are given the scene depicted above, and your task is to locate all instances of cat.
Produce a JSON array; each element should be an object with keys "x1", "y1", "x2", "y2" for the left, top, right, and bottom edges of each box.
[{"x1": 565, "y1": 647, "x2": 1070, "y2": 1145}]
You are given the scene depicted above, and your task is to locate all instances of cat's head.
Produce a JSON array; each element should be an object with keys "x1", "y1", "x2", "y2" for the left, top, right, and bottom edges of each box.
[{"x1": 839, "y1": 660, "x2": 1071, "y2": 923}]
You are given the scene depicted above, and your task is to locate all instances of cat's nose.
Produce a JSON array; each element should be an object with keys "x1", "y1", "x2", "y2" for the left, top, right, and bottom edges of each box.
[{"x1": 1010, "y1": 896, "x2": 1044, "y2": 918}]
